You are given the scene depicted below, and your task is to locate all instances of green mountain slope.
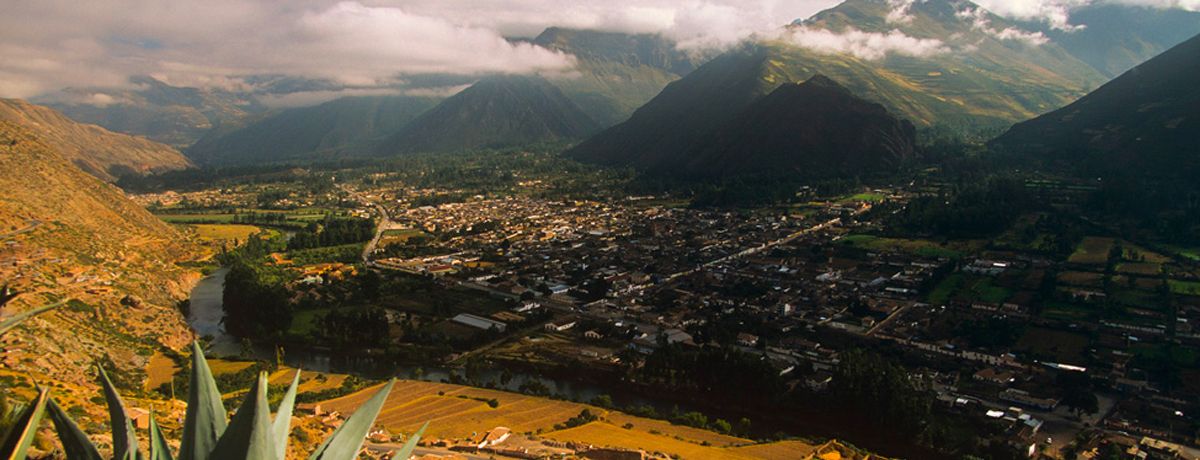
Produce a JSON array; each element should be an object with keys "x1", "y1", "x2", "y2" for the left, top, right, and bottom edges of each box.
[
  {"x1": 569, "y1": 0, "x2": 1105, "y2": 170},
  {"x1": 1019, "y1": 4, "x2": 1200, "y2": 78},
  {"x1": 40, "y1": 76, "x2": 266, "y2": 148},
  {"x1": 0, "y1": 99, "x2": 192, "y2": 181},
  {"x1": 532, "y1": 27, "x2": 698, "y2": 127},
  {"x1": 185, "y1": 95, "x2": 439, "y2": 165},
  {"x1": 990, "y1": 33, "x2": 1200, "y2": 175},
  {"x1": 676, "y1": 75, "x2": 917, "y2": 178},
  {"x1": 379, "y1": 75, "x2": 598, "y2": 154}
]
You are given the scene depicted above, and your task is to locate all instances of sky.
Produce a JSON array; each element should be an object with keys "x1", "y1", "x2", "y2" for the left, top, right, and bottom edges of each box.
[{"x1": 1, "y1": 0, "x2": 1196, "y2": 103}]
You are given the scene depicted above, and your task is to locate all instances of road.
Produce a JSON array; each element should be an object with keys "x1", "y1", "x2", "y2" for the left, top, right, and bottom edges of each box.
[
  {"x1": 341, "y1": 186, "x2": 393, "y2": 263},
  {"x1": 660, "y1": 203, "x2": 869, "y2": 284}
]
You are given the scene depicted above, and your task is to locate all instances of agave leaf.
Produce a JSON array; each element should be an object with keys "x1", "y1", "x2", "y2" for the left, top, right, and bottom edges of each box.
[
  {"x1": 209, "y1": 373, "x2": 276, "y2": 460},
  {"x1": 98, "y1": 367, "x2": 139, "y2": 460},
  {"x1": 178, "y1": 342, "x2": 227, "y2": 460},
  {"x1": 149, "y1": 413, "x2": 173, "y2": 460},
  {"x1": 46, "y1": 398, "x2": 103, "y2": 460},
  {"x1": 0, "y1": 388, "x2": 48, "y2": 460},
  {"x1": 308, "y1": 380, "x2": 395, "y2": 460},
  {"x1": 0, "y1": 300, "x2": 64, "y2": 337},
  {"x1": 392, "y1": 421, "x2": 428, "y2": 460},
  {"x1": 272, "y1": 370, "x2": 301, "y2": 460}
]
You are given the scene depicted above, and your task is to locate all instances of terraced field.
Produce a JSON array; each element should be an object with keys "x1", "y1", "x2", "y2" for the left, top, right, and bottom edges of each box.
[{"x1": 314, "y1": 380, "x2": 839, "y2": 459}]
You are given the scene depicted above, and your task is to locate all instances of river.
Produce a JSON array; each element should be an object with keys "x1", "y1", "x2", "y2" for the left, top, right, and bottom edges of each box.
[{"x1": 184, "y1": 267, "x2": 670, "y2": 411}]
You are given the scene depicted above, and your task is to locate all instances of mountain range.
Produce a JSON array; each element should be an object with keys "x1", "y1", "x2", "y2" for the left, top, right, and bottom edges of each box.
[
  {"x1": 674, "y1": 75, "x2": 918, "y2": 178},
  {"x1": 378, "y1": 75, "x2": 599, "y2": 155},
  {"x1": 185, "y1": 95, "x2": 439, "y2": 165},
  {"x1": 0, "y1": 98, "x2": 192, "y2": 181}
]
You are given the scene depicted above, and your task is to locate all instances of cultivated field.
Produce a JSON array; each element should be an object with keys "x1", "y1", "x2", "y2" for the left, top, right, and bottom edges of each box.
[
  {"x1": 188, "y1": 224, "x2": 265, "y2": 243},
  {"x1": 313, "y1": 379, "x2": 830, "y2": 459},
  {"x1": 1068, "y1": 237, "x2": 1115, "y2": 265}
]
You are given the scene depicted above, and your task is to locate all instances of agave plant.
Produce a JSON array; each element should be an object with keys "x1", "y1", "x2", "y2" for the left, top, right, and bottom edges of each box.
[{"x1": 0, "y1": 342, "x2": 426, "y2": 460}]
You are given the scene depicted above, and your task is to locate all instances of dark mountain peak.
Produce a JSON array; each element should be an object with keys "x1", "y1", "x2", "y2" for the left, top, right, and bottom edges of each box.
[
  {"x1": 671, "y1": 73, "x2": 917, "y2": 178},
  {"x1": 378, "y1": 74, "x2": 598, "y2": 154}
]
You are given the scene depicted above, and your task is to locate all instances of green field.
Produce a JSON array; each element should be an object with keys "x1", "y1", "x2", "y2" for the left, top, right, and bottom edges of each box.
[
  {"x1": 836, "y1": 193, "x2": 886, "y2": 204},
  {"x1": 926, "y1": 274, "x2": 1011, "y2": 305},
  {"x1": 290, "y1": 306, "x2": 374, "y2": 337},
  {"x1": 1169, "y1": 280, "x2": 1200, "y2": 296},
  {"x1": 839, "y1": 234, "x2": 968, "y2": 259}
]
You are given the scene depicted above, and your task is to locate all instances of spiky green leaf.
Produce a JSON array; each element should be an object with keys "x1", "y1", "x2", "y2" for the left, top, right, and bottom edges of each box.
[
  {"x1": 209, "y1": 373, "x2": 276, "y2": 460},
  {"x1": 178, "y1": 342, "x2": 227, "y2": 460},
  {"x1": 0, "y1": 300, "x2": 64, "y2": 337},
  {"x1": 308, "y1": 380, "x2": 395, "y2": 460},
  {"x1": 0, "y1": 388, "x2": 47, "y2": 460},
  {"x1": 98, "y1": 367, "x2": 139, "y2": 460},
  {"x1": 46, "y1": 398, "x2": 103, "y2": 460},
  {"x1": 149, "y1": 413, "x2": 173, "y2": 460},
  {"x1": 272, "y1": 370, "x2": 301, "y2": 460},
  {"x1": 392, "y1": 421, "x2": 428, "y2": 460}
]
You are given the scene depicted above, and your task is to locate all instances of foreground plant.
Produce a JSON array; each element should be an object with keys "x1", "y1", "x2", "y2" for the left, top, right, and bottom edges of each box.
[{"x1": 0, "y1": 342, "x2": 425, "y2": 460}]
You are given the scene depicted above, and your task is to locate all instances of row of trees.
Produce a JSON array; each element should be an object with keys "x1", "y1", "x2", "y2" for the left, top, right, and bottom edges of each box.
[{"x1": 288, "y1": 216, "x2": 375, "y2": 250}]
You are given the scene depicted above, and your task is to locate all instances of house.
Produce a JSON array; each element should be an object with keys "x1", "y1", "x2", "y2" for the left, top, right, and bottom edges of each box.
[
  {"x1": 736, "y1": 332, "x2": 759, "y2": 347},
  {"x1": 126, "y1": 408, "x2": 151, "y2": 430},
  {"x1": 584, "y1": 330, "x2": 602, "y2": 340},
  {"x1": 973, "y1": 367, "x2": 1016, "y2": 385},
  {"x1": 452, "y1": 313, "x2": 507, "y2": 332},
  {"x1": 545, "y1": 317, "x2": 577, "y2": 332},
  {"x1": 663, "y1": 329, "x2": 694, "y2": 345},
  {"x1": 476, "y1": 426, "x2": 510, "y2": 448}
]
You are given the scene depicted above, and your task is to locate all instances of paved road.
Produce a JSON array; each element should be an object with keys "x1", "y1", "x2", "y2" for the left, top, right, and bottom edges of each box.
[{"x1": 342, "y1": 186, "x2": 392, "y2": 263}]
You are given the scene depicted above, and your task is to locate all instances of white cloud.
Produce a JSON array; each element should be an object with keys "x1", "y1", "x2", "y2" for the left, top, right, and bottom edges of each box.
[
  {"x1": 783, "y1": 26, "x2": 949, "y2": 60},
  {"x1": 886, "y1": 0, "x2": 917, "y2": 24},
  {"x1": 956, "y1": 6, "x2": 1051, "y2": 45}
]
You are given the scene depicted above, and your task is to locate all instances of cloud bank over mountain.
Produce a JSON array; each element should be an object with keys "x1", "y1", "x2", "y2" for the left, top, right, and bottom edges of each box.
[{"x1": 2, "y1": 0, "x2": 1197, "y2": 99}]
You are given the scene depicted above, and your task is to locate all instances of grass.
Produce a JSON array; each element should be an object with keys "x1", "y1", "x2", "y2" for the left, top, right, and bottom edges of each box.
[
  {"x1": 1169, "y1": 280, "x2": 1200, "y2": 296},
  {"x1": 838, "y1": 234, "x2": 969, "y2": 259},
  {"x1": 189, "y1": 224, "x2": 265, "y2": 242},
  {"x1": 1115, "y1": 262, "x2": 1162, "y2": 276},
  {"x1": 836, "y1": 193, "x2": 886, "y2": 204},
  {"x1": 927, "y1": 274, "x2": 1010, "y2": 304},
  {"x1": 144, "y1": 352, "x2": 179, "y2": 392},
  {"x1": 1067, "y1": 236, "x2": 1115, "y2": 266}
]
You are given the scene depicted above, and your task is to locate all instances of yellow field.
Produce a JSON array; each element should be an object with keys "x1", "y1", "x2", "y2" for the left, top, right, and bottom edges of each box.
[
  {"x1": 206, "y1": 359, "x2": 255, "y2": 376},
  {"x1": 268, "y1": 367, "x2": 347, "y2": 393},
  {"x1": 189, "y1": 224, "x2": 264, "y2": 243},
  {"x1": 144, "y1": 352, "x2": 179, "y2": 391},
  {"x1": 315, "y1": 380, "x2": 834, "y2": 459}
]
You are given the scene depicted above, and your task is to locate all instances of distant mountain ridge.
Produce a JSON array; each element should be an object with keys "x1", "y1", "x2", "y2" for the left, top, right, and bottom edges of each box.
[
  {"x1": 0, "y1": 98, "x2": 192, "y2": 181},
  {"x1": 379, "y1": 75, "x2": 599, "y2": 154},
  {"x1": 40, "y1": 76, "x2": 266, "y2": 148},
  {"x1": 1018, "y1": 4, "x2": 1200, "y2": 78},
  {"x1": 675, "y1": 75, "x2": 918, "y2": 178},
  {"x1": 185, "y1": 95, "x2": 439, "y2": 165}
]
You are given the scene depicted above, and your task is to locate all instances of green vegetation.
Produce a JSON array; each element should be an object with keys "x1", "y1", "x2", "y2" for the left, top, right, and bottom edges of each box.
[
  {"x1": 1, "y1": 343, "x2": 420, "y2": 460},
  {"x1": 838, "y1": 234, "x2": 967, "y2": 259},
  {"x1": 287, "y1": 216, "x2": 375, "y2": 251},
  {"x1": 1168, "y1": 279, "x2": 1200, "y2": 296}
]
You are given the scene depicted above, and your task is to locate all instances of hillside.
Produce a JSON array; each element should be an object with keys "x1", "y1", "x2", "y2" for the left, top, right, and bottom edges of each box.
[
  {"x1": 675, "y1": 75, "x2": 917, "y2": 178},
  {"x1": 0, "y1": 98, "x2": 193, "y2": 181},
  {"x1": 185, "y1": 95, "x2": 440, "y2": 165},
  {"x1": 40, "y1": 75, "x2": 266, "y2": 148},
  {"x1": 1020, "y1": 4, "x2": 1200, "y2": 78},
  {"x1": 990, "y1": 33, "x2": 1200, "y2": 176},
  {"x1": 568, "y1": 0, "x2": 1105, "y2": 170},
  {"x1": 379, "y1": 75, "x2": 598, "y2": 154},
  {"x1": 0, "y1": 121, "x2": 200, "y2": 389},
  {"x1": 532, "y1": 27, "x2": 697, "y2": 126}
]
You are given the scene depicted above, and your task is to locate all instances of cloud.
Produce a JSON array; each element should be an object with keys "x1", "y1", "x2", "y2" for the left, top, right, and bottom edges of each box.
[
  {"x1": 973, "y1": 0, "x2": 1200, "y2": 31},
  {"x1": 956, "y1": 5, "x2": 1051, "y2": 45},
  {"x1": 886, "y1": 0, "x2": 917, "y2": 24},
  {"x1": 783, "y1": 26, "x2": 949, "y2": 60}
]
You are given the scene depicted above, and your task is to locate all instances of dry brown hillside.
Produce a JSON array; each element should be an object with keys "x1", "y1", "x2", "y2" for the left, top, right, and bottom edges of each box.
[
  {"x1": 0, "y1": 120, "x2": 202, "y2": 390},
  {"x1": 0, "y1": 98, "x2": 192, "y2": 181}
]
